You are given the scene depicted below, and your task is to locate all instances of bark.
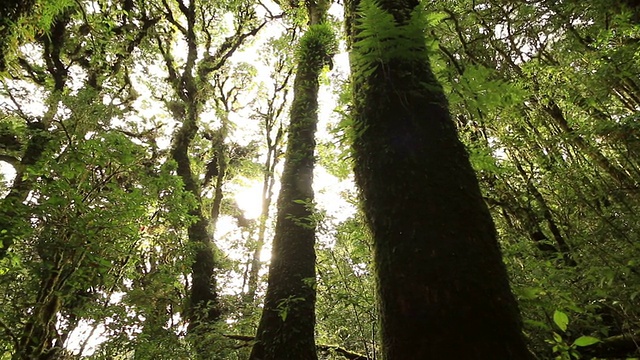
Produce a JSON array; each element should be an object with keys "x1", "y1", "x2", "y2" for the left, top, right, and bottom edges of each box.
[
  {"x1": 249, "y1": 5, "x2": 333, "y2": 358},
  {"x1": 346, "y1": 1, "x2": 533, "y2": 358}
]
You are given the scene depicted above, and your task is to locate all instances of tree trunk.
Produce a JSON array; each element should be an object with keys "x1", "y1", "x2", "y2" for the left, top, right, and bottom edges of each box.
[
  {"x1": 345, "y1": 1, "x2": 533, "y2": 358},
  {"x1": 249, "y1": 4, "x2": 333, "y2": 358},
  {"x1": 170, "y1": 107, "x2": 221, "y2": 333},
  {"x1": 246, "y1": 144, "x2": 279, "y2": 301}
]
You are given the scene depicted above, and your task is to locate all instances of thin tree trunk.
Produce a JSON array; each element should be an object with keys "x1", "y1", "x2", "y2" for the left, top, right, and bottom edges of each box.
[
  {"x1": 160, "y1": 2, "x2": 221, "y2": 335},
  {"x1": 170, "y1": 106, "x2": 221, "y2": 332},
  {"x1": 345, "y1": 1, "x2": 533, "y2": 358},
  {"x1": 246, "y1": 145, "x2": 279, "y2": 301},
  {"x1": 249, "y1": 2, "x2": 333, "y2": 358},
  {"x1": 246, "y1": 69, "x2": 289, "y2": 302}
]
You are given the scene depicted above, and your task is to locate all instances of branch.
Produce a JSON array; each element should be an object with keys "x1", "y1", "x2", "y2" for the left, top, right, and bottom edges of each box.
[
  {"x1": 197, "y1": 20, "x2": 268, "y2": 78},
  {"x1": 155, "y1": 33, "x2": 181, "y2": 91},
  {"x1": 318, "y1": 344, "x2": 369, "y2": 360},
  {"x1": 16, "y1": 57, "x2": 47, "y2": 85},
  {"x1": 0, "y1": 155, "x2": 20, "y2": 167},
  {"x1": 222, "y1": 334, "x2": 369, "y2": 360},
  {"x1": 160, "y1": 0, "x2": 188, "y2": 35},
  {"x1": 1, "y1": 80, "x2": 29, "y2": 121},
  {"x1": 582, "y1": 333, "x2": 640, "y2": 358}
]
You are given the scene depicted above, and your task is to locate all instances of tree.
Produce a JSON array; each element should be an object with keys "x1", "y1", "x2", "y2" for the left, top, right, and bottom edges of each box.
[
  {"x1": 0, "y1": 2, "x2": 163, "y2": 357},
  {"x1": 151, "y1": 1, "x2": 265, "y2": 356},
  {"x1": 249, "y1": 1, "x2": 336, "y2": 359},
  {"x1": 428, "y1": 1, "x2": 640, "y2": 356},
  {"x1": 344, "y1": 0, "x2": 534, "y2": 358}
]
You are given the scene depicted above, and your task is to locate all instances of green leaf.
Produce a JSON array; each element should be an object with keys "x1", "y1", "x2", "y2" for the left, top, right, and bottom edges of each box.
[
  {"x1": 553, "y1": 310, "x2": 569, "y2": 332},
  {"x1": 519, "y1": 287, "x2": 542, "y2": 300},
  {"x1": 573, "y1": 336, "x2": 600, "y2": 347}
]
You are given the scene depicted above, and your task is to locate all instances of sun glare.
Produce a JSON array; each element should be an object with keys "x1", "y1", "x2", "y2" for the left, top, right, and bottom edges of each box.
[{"x1": 234, "y1": 179, "x2": 267, "y2": 220}]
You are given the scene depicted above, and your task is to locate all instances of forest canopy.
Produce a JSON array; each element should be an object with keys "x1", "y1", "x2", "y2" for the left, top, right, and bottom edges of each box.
[{"x1": 0, "y1": 0, "x2": 639, "y2": 359}]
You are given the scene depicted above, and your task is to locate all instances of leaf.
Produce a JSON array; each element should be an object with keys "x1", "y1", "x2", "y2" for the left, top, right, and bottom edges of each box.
[
  {"x1": 553, "y1": 332, "x2": 563, "y2": 343},
  {"x1": 519, "y1": 287, "x2": 542, "y2": 300},
  {"x1": 553, "y1": 310, "x2": 569, "y2": 332},
  {"x1": 573, "y1": 336, "x2": 600, "y2": 347},
  {"x1": 279, "y1": 307, "x2": 288, "y2": 322}
]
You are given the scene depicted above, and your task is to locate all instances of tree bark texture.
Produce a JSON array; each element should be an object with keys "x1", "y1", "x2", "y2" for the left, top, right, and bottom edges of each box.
[
  {"x1": 346, "y1": 0, "x2": 534, "y2": 358},
  {"x1": 249, "y1": 14, "x2": 334, "y2": 359}
]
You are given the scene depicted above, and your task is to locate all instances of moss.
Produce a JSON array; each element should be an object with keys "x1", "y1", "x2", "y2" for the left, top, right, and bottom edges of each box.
[
  {"x1": 249, "y1": 17, "x2": 336, "y2": 360},
  {"x1": 296, "y1": 23, "x2": 338, "y2": 73},
  {"x1": 345, "y1": 0, "x2": 534, "y2": 358}
]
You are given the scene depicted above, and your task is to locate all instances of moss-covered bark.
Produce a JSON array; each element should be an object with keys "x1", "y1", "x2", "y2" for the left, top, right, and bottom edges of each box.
[
  {"x1": 249, "y1": 13, "x2": 335, "y2": 360},
  {"x1": 169, "y1": 101, "x2": 221, "y2": 337},
  {"x1": 345, "y1": 0, "x2": 533, "y2": 358}
]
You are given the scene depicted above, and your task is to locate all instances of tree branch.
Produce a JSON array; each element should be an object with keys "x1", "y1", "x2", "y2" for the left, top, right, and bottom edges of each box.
[
  {"x1": 583, "y1": 333, "x2": 640, "y2": 359},
  {"x1": 222, "y1": 334, "x2": 369, "y2": 360},
  {"x1": 197, "y1": 20, "x2": 268, "y2": 78},
  {"x1": 0, "y1": 155, "x2": 19, "y2": 167}
]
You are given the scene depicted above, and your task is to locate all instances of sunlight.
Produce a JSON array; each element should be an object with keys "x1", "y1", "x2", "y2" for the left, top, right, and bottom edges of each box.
[{"x1": 234, "y1": 178, "x2": 267, "y2": 220}]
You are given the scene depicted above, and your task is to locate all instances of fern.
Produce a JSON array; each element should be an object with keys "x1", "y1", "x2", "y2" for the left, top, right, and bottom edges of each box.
[{"x1": 351, "y1": 0, "x2": 442, "y2": 83}]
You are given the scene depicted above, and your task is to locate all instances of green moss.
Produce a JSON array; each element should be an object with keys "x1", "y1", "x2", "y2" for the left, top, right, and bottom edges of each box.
[{"x1": 296, "y1": 23, "x2": 338, "y2": 72}]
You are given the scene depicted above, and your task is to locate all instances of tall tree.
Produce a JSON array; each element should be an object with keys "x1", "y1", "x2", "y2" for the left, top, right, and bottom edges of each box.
[
  {"x1": 152, "y1": 2, "x2": 265, "y2": 354},
  {"x1": 425, "y1": 0, "x2": 640, "y2": 355},
  {"x1": 249, "y1": 1, "x2": 335, "y2": 359},
  {"x1": 344, "y1": 0, "x2": 533, "y2": 358}
]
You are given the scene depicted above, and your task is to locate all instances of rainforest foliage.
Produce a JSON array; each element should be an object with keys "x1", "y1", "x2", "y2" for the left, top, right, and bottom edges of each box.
[{"x1": 0, "y1": 0, "x2": 638, "y2": 359}]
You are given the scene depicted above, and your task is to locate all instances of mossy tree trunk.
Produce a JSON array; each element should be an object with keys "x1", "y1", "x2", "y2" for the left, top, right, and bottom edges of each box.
[
  {"x1": 156, "y1": 1, "x2": 265, "y2": 356},
  {"x1": 345, "y1": 0, "x2": 534, "y2": 358},
  {"x1": 158, "y1": 0, "x2": 221, "y2": 339},
  {"x1": 249, "y1": 2, "x2": 334, "y2": 359}
]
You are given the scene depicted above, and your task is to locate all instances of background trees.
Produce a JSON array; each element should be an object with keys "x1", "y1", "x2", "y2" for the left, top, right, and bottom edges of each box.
[{"x1": 0, "y1": 0, "x2": 638, "y2": 359}]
